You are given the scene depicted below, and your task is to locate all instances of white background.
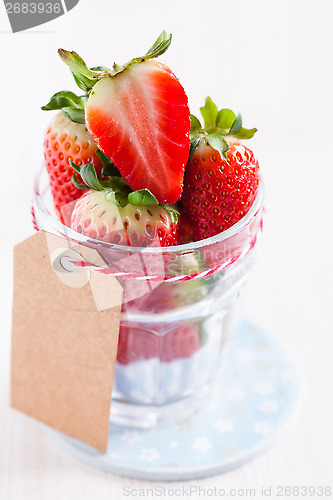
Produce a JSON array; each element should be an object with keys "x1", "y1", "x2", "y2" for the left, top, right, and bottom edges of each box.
[{"x1": 0, "y1": 0, "x2": 332, "y2": 497}]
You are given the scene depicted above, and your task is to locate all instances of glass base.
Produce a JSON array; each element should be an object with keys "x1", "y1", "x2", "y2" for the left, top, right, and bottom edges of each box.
[
  {"x1": 110, "y1": 305, "x2": 237, "y2": 427},
  {"x1": 110, "y1": 384, "x2": 214, "y2": 428},
  {"x1": 44, "y1": 320, "x2": 297, "y2": 481}
]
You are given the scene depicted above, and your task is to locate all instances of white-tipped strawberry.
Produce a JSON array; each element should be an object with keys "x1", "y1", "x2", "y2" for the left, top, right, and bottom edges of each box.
[
  {"x1": 72, "y1": 190, "x2": 177, "y2": 247},
  {"x1": 58, "y1": 31, "x2": 190, "y2": 204},
  {"x1": 69, "y1": 160, "x2": 179, "y2": 247}
]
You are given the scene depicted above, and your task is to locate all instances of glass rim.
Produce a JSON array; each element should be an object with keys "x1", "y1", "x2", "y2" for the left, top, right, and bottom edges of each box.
[{"x1": 33, "y1": 162, "x2": 264, "y2": 254}]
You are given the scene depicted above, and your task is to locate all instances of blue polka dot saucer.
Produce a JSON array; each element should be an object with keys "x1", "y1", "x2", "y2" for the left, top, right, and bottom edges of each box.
[{"x1": 46, "y1": 320, "x2": 297, "y2": 480}]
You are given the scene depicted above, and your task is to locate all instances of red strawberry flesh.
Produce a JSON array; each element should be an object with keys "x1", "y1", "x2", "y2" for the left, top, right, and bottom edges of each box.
[{"x1": 85, "y1": 60, "x2": 190, "y2": 204}]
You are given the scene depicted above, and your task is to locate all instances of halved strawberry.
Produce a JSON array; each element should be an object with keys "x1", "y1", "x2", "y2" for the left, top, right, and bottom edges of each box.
[{"x1": 58, "y1": 31, "x2": 191, "y2": 204}]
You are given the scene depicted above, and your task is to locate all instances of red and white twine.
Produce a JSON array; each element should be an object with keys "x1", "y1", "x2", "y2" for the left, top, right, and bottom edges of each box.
[
  {"x1": 69, "y1": 233, "x2": 259, "y2": 283},
  {"x1": 32, "y1": 203, "x2": 264, "y2": 283}
]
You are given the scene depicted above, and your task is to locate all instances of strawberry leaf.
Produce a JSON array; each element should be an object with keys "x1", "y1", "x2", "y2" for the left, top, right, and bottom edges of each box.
[
  {"x1": 117, "y1": 31, "x2": 172, "y2": 74},
  {"x1": 41, "y1": 90, "x2": 86, "y2": 123},
  {"x1": 232, "y1": 127, "x2": 258, "y2": 139},
  {"x1": 216, "y1": 108, "x2": 236, "y2": 130},
  {"x1": 58, "y1": 49, "x2": 96, "y2": 79},
  {"x1": 69, "y1": 158, "x2": 81, "y2": 174},
  {"x1": 69, "y1": 159, "x2": 111, "y2": 190},
  {"x1": 41, "y1": 90, "x2": 85, "y2": 111},
  {"x1": 79, "y1": 162, "x2": 105, "y2": 190},
  {"x1": 190, "y1": 114, "x2": 202, "y2": 131},
  {"x1": 105, "y1": 177, "x2": 131, "y2": 207},
  {"x1": 229, "y1": 114, "x2": 242, "y2": 134},
  {"x1": 144, "y1": 31, "x2": 172, "y2": 59},
  {"x1": 96, "y1": 150, "x2": 121, "y2": 176},
  {"x1": 206, "y1": 134, "x2": 229, "y2": 159},
  {"x1": 194, "y1": 98, "x2": 257, "y2": 142},
  {"x1": 188, "y1": 137, "x2": 201, "y2": 159},
  {"x1": 103, "y1": 188, "x2": 129, "y2": 208},
  {"x1": 101, "y1": 162, "x2": 121, "y2": 177},
  {"x1": 58, "y1": 32, "x2": 171, "y2": 91},
  {"x1": 72, "y1": 172, "x2": 87, "y2": 190},
  {"x1": 96, "y1": 149, "x2": 111, "y2": 165},
  {"x1": 200, "y1": 96, "x2": 219, "y2": 129},
  {"x1": 62, "y1": 107, "x2": 85, "y2": 124},
  {"x1": 128, "y1": 189, "x2": 159, "y2": 206},
  {"x1": 90, "y1": 66, "x2": 108, "y2": 71},
  {"x1": 113, "y1": 192, "x2": 129, "y2": 207},
  {"x1": 70, "y1": 159, "x2": 132, "y2": 207},
  {"x1": 72, "y1": 73, "x2": 89, "y2": 92},
  {"x1": 58, "y1": 49, "x2": 106, "y2": 91},
  {"x1": 161, "y1": 205, "x2": 180, "y2": 225}
]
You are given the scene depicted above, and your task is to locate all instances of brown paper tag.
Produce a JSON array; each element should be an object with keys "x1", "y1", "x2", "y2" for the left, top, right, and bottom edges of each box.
[{"x1": 11, "y1": 230, "x2": 123, "y2": 452}]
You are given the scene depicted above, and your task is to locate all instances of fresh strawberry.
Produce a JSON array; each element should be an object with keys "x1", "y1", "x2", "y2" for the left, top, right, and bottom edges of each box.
[
  {"x1": 69, "y1": 161, "x2": 179, "y2": 247},
  {"x1": 57, "y1": 31, "x2": 191, "y2": 204},
  {"x1": 117, "y1": 322, "x2": 203, "y2": 365},
  {"x1": 180, "y1": 97, "x2": 259, "y2": 240},
  {"x1": 43, "y1": 111, "x2": 103, "y2": 221},
  {"x1": 72, "y1": 190, "x2": 178, "y2": 246},
  {"x1": 177, "y1": 213, "x2": 195, "y2": 245}
]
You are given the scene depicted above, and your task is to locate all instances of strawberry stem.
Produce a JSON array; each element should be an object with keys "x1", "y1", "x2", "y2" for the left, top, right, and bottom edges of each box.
[
  {"x1": 57, "y1": 31, "x2": 172, "y2": 90},
  {"x1": 57, "y1": 49, "x2": 107, "y2": 92},
  {"x1": 189, "y1": 97, "x2": 258, "y2": 158},
  {"x1": 110, "y1": 31, "x2": 172, "y2": 75},
  {"x1": 45, "y1": 32, "x2": 173, "y2": 123},
  {"x1": 95, "y1": 150, "x2": 121, "y2": 177},
  {"x1": 69, "y1": 158, "x2": 179, "y2": 219}
]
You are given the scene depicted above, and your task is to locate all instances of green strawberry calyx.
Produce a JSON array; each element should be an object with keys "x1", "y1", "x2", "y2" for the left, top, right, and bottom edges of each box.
[
  {"x1": 41, "y1": 90, "x2": 86, "y2": 124},
  {"x1": 69, "y1": 155, "x2": 179, "y2": 224},
  {"x1": 58, "y1": 30, "x2": 171, "y2": 90},
  {"x1": 189, "y1": 97, "x2": 257, "y2": 160},
  {"x1": 41, "y1": 31, "x2": 171, "y2": 124}
]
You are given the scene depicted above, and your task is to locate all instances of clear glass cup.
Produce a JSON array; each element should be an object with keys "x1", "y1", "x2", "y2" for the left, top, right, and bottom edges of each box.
[{"x1": 32, "y1": 164, "x2": 264, "y2": 428}]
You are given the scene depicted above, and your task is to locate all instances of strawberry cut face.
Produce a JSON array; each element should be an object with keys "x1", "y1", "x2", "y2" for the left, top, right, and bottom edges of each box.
[{"x1": 85, "y1": 60, "x2": 190, "y2": 204}]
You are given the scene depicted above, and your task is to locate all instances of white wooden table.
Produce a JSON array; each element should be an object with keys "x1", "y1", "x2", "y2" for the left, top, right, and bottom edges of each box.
[{"x1": 1, "y1": 0, "x2": 332, "y2": 497}]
